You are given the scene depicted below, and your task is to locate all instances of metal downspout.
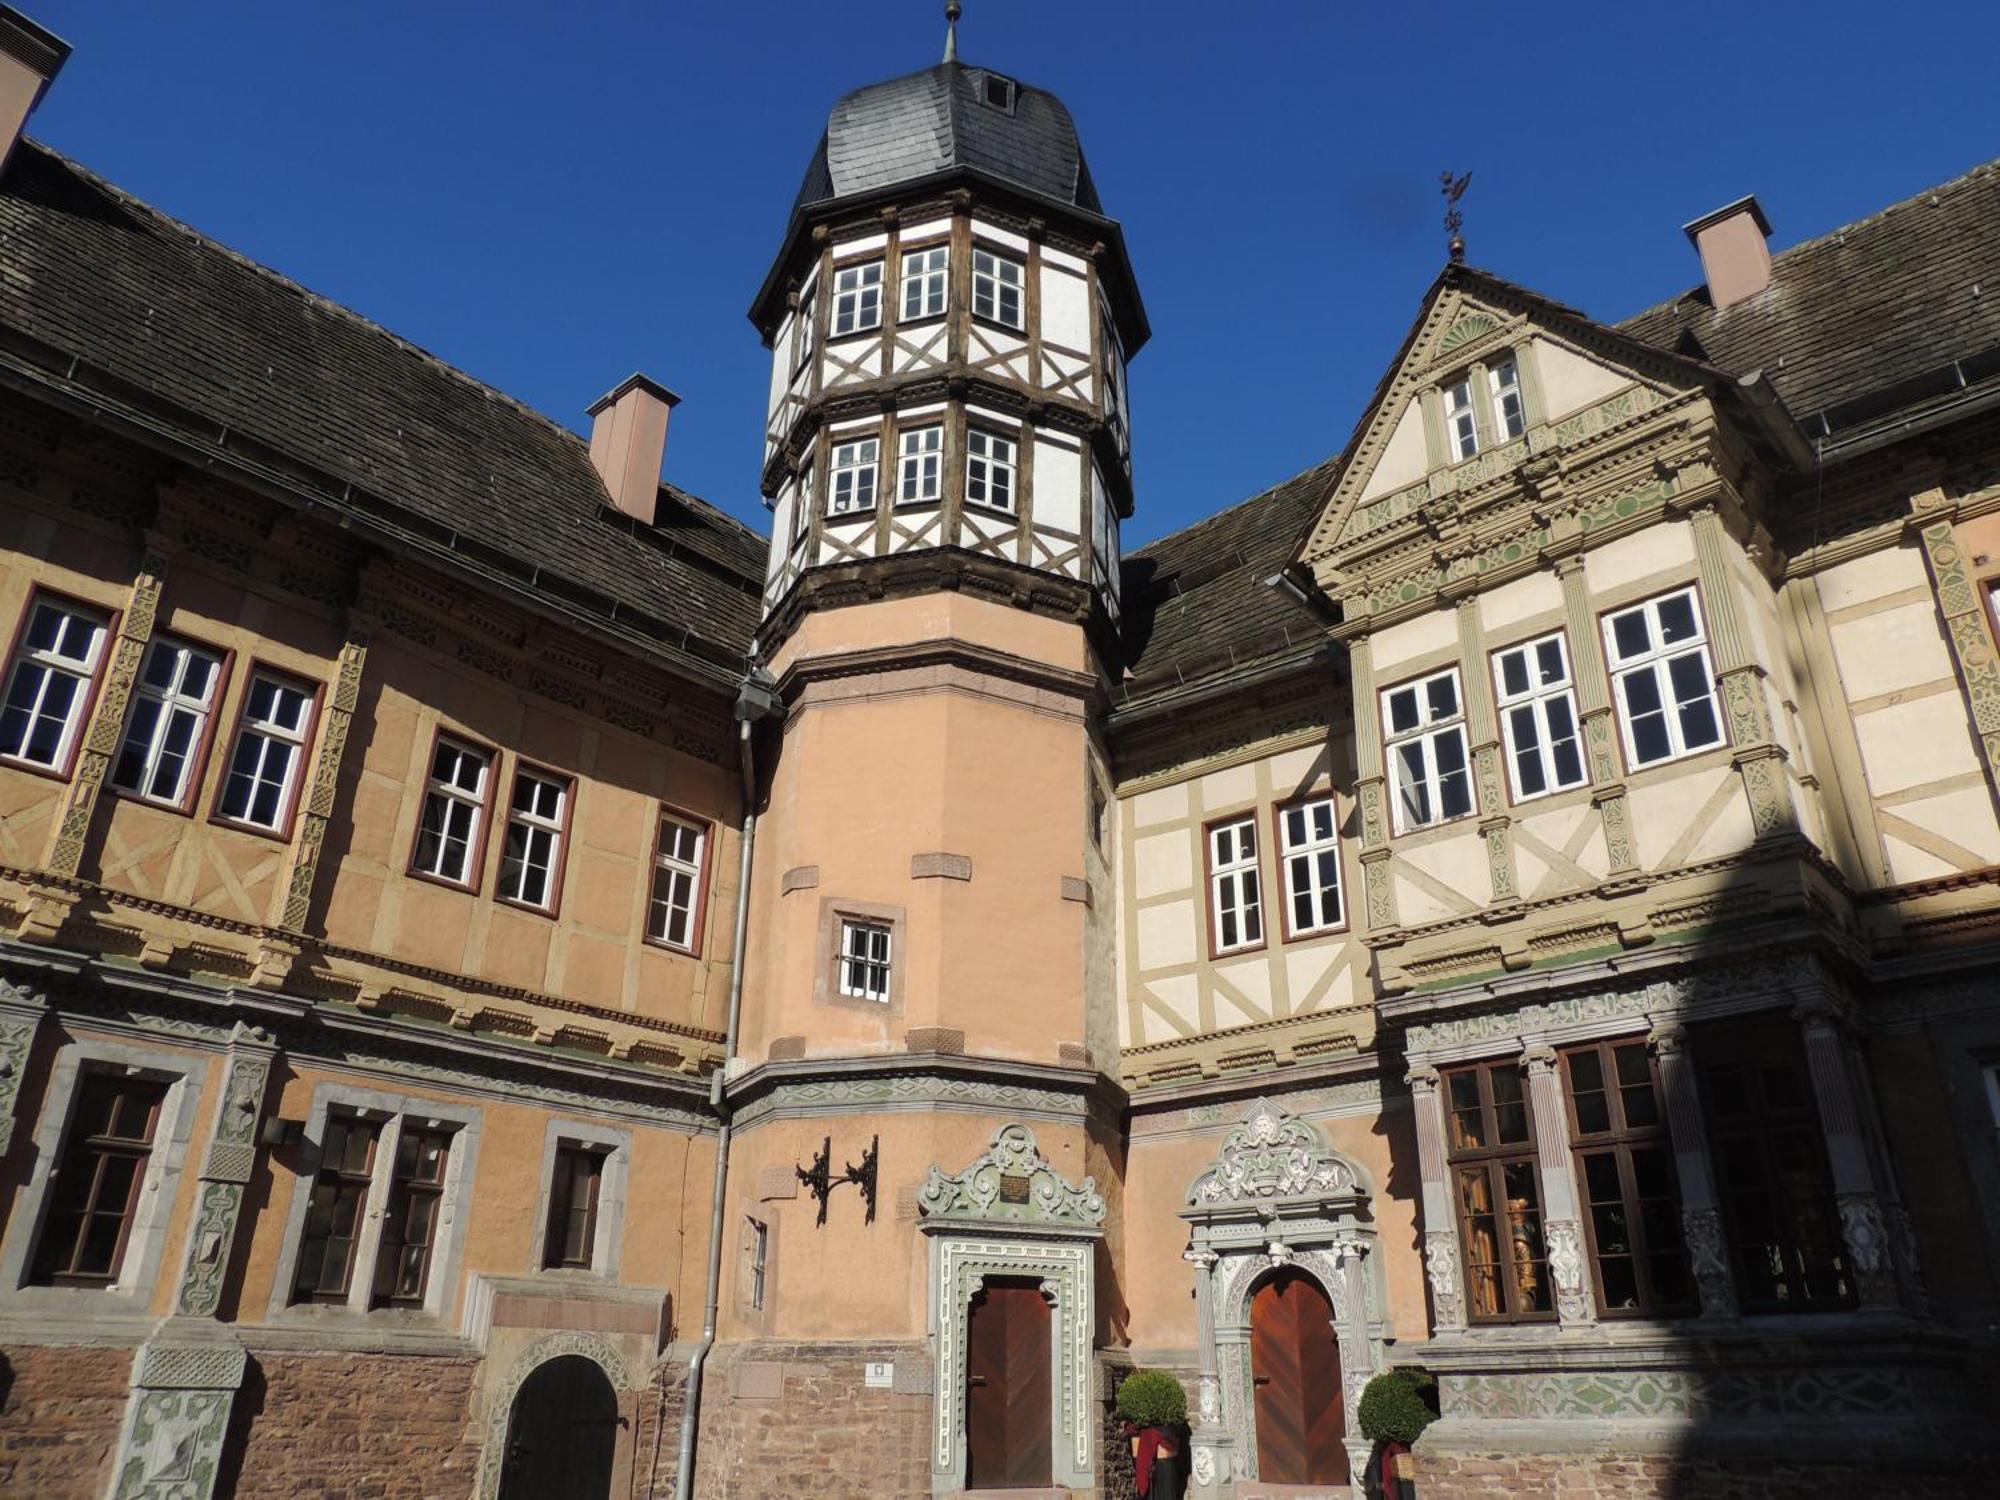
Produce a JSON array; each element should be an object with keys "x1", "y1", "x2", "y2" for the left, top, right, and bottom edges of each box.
[{"x1": 674, "y1": 676, "x2": 769, "y2": 1500}]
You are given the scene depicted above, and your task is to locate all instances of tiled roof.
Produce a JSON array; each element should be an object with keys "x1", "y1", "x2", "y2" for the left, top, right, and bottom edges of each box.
[{"x1": 0, "y1": 141, "x2": 767, "y2": 680}]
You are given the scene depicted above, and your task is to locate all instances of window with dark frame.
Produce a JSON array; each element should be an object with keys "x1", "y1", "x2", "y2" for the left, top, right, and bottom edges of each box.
[
  {"x1": 372, "y1": 1125, "x2": 453, "y2": 1308},
  {"x1": 1694, "y1": 1014, "x2": 1853, "y2": 1311},
  {"x1": 31, "y1": 1072, "x2": 169, "y2": 1285},
  {"x1": 0, "y1": 596, "x2": 108, "y2": 773},
  {"x1": 216, "y1": 670, "x2": 314, "y2": 831},
  {"x1": 1444, "y1": 1059, "x2": 1553, "y2": 1322},
  {"x1": 543, "y1": 1143, "x2": 606, "y2": 1271},
  {"x1": 291, "y1": 1113, "x2": 383, "y2": 1303},
  {"x1": 110, "y1": 635, "x2": 224, "y2": 807},
  {"x1": 1562, "y1": 1038, "x2": 1694, "y2": 1317}
]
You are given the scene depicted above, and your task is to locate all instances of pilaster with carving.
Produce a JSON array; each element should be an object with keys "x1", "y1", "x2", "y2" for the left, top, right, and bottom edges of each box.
[
  {"x1": 46, "y1": 539, "x2": 175, "y2": 876},
  {"x1": 276, "y1": 623, "x2": 370, "y2": 937},
  {"x1": 1556, "y1": 555, "x2": 1638, "y2": 874},
  {"x1": 0, "y1": 980, "x2": 46, "y2": 1156},
  {"x1": 1794, "y1": 999, "x2": 1898, "y2": 1309},
  {"x1": 1348, "y1": 633, "x2": 1400, "y2": 935},
  {"x1": 1455, "y1": 597, "x2": 1520, "y2": 907},
  {"x1": 1910, "y1": 482, "x2": 2000, "y2": 794},
  {"x1": 1406, "y1": 1065, "x2": 1466, "y2": 1332},
  {"x1": 107, "y1": 1342, "x2": 247, "y2": 1500},
  {"x1": 1649, "y1": 1023, "x2": 1737, "y2": 1317},
  {"x1": 174, "y1": 1025, "x2": 277, "y2": 1318},
  {"x1": 1523, "y1": 1046, "x2": 1594, "y2": 1326}
]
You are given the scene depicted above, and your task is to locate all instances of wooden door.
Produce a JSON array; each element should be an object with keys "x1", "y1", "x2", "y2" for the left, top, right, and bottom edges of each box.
[
  {"x1": 1250, "y1": 1269, "x2": 1348, "y2": 1485},
  {"x1": 964, "y1": 1278, "x2": 1052, "y2": 1489},
  {"x1": 498, "y1": 1354, "x2": 618, "y2": 1500}
]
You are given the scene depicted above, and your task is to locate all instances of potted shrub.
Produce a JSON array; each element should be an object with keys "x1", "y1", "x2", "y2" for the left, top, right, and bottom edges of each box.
[
  {"x1": 1357, "y1": 1367, "x2": 1437, "y2": 1499},
  {"x1": 1116, "y1": 1370, "x2": 1189, "y2": 1499}
]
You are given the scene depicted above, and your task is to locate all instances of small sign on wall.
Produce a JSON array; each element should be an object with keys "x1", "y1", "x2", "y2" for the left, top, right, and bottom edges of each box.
[{"x1": 863, "y1": 1361, "x2": 895, "y2": 1389}]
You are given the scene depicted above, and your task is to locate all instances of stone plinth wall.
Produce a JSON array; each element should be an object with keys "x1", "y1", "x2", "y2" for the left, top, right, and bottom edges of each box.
[
  {"x1": 1410, "y1": 1449, "x2": 1983, "y2": 1500},
  {"x1": 691, "y1": 1341, "x2": 931, "y2": 1500},
  {"x1": 633, "y1": 1356, "x2": 690, "y2": 1498},
  {"x1": 221, "y1": 1350, "x2": 483, "y2": 1498},
  {"x1": 0, "y1": 1343, "x2": 132, "y2": 1498}
]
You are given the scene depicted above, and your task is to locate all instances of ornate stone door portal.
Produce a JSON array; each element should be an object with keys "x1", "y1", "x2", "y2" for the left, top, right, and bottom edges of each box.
[{"x1": 1181, "y1": 1100, "x2": 1385, "y2": 1498}]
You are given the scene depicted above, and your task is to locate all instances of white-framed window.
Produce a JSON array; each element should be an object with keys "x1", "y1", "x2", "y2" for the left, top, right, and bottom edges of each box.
[
  {"x1": 1604, "y1": 588, "x2": 1724, "y2": 768},
  {"x1": 1493, "y1": 632, "x2": 1588, "y2": 802},
  {"x1": 1278, "y1": 796, "x2": 1344, "y2": 937},
  {"x1": 831, "y1": 260, "x2": 883, "y2": 336},
  {"x1": 411, "y1": 737, "x2": 491, "y2": 886},
  {"x1": 110, "y1": 635, "x2": 224, "y2": 808},
  {"x1": 965, "y1": 429, "x2": 1017, "y2": 513},
  {"x1": 498, "y1": 766, "x2": 568, "y2": 912},
  {"x1": 1384, "y1": 668, "x2": 1474, "y2": 832},
  {"x1": 0, "y1": 595, "x2": 108, "y2": 773},
  {"x1": 1445, "y1": 376, "x2": 1480, "y2": 460},
  {"x1": 898, "y1": 426, "x2": 944, "y2": 505},
  {"x1": 216, "y1": 670, "x2": 315, "y2": 831},
  {"x1": 1489, "y1": 356, "x2": 1527, "y2": 441},
  {"x1": 794, "y1": 279, "x2": 818, "y2": 370},
  {"x1": 971, "y1": 248, "x2": 1024, "y2": 329},
  {"x1": 901, "y1": 245, "x2": 949, "y2": 322},
  {"x1": 838, "y1": 918, "x2": 892, "y2": 1001},
  {"x1": 649, "y1": 810, "x2": 708, "y2": 953},
  {"x1": 1207, "y1": 815, "x2": 1264, "y2": 954},
  {"x1": 829, "y1": 437, "x2": 879, "y2": 515}
]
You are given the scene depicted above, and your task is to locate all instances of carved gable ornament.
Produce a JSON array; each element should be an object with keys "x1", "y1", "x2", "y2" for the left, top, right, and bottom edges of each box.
[
  {"x1": 917, "y1": 1123, "x2": 1106, "y2": 1231},
  {"x1": 1435, "y1": 311, "x2": 1497, "y2": 357},
  {"x1": 1186, "y1": 1099, "x2": 1360, "y2": 1209}
]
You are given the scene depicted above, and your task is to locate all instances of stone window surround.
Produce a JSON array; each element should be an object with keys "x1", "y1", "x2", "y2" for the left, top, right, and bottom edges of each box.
[
  {"x1": 0, "y1": 1034, "x2": 210, "y2": 1315},
  {"x1": 812, "y1": 895, "x2": 908, "y2": 1016},
  {"x1": 734, "y1": 1195, "x2": 779, "y2": 1327},
  {"x1": 264, "y1": 1080, "x2": 482, "y2": 1326},
  {"x1": 528, "y1": 1116, "x2": 631, "y2": 1282}
]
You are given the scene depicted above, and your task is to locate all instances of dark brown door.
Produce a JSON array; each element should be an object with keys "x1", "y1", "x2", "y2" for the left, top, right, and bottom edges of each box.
[
  {"x1": 498, "y1": 1355, "x2": 619, "y2": 1500},
  {"x1": 964, "y1": 1278, "x2": 1052, "y2": 1489},
  {"x1": 1250, "y1": 1269, "x2": 1347, "y2": 1485}
]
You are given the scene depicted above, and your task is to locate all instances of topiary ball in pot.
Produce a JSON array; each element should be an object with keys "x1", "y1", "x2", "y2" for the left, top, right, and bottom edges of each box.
[
  {"x1": 1116, "y1": 1369, "x2": 1189, "y2": 1430},
  {"x1": 1357, "y1": 1367, "x2": 1437, "y2": 1446}
]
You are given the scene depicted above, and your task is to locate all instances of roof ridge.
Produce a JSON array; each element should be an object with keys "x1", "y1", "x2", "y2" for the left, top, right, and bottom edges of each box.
[
  {"x1": 24, "y1": 137, "x2": 760, "y2": 546},
  {"x1": 1618, "y1": 153, "x2": 2000, "y2": 332}
]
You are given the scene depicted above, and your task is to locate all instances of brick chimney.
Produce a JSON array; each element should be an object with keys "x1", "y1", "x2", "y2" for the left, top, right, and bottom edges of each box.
[
  {"x1": 587, "y1": 373, "x2": 679, "y2": 526},
  {"x1": 1683, "y1": 195, "x2": 1773, "y2": 311},
  {"x1": 0, "y1": 7, "x2": 69, "y2": 171}
]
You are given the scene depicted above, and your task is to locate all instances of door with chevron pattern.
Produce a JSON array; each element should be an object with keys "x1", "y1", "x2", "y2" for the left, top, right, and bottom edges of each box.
[{"x1": 1250, "y1": 1269, "x2": 1347, "y2": 1485}]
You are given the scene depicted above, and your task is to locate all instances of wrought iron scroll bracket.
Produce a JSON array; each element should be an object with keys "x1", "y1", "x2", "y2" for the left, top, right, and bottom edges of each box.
[{"x1": 795, "y1": 1133, "x2": 879, "y2": 1226}]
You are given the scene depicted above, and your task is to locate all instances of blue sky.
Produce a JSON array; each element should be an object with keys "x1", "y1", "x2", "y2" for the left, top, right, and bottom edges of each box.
[{"x1": 28, "y1": 1, "x2": 2000, "y2": 547}]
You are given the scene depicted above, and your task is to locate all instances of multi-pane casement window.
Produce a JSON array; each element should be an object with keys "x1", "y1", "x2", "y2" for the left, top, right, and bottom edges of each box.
[
  {"x1": 497, "y1": 766, "x2": 570, "y2": 913},
  {"x1": 1493, "y1": 633, "x2": 1587, "y2": 802},
  {"x1": 1563, "y1": 1039, "x2": 1694, "y2": 1317},
  {"x1": 794, "y1": 280, "x2": 818, "y2": 371},
  {"x1": 1277, "y1": 796, "x2": 1343, "y2": 937},
  {"x1": 0, "y1": 595, "x2": 108, "y2": 774},
  {"x1": 291, "y1": 1112, "x2": 383, "y2": 1304},
  {"x1": 215, "y1": 670, "x2": 315, "y2": 832},
  {"x1": 31, "y1": 1073, "x2": 168, "y2": 1285},
  {"x1": 110, "y1": 636, "x2": 225, "y2": 809},
  {"x1": 1383, "y1": 668, "x2": 1473, "y2": 832},
  {"x1": 1206, "y1": 815, "x2": 1264, "y2": 955},
  {"x1": 1444, "y1": 375, "x2": 1480, "y2": 460},
  {"x1": 1604, "y1": 587, "x2": 1725, "y2": 769},
  {"x1": 648, "y1": 810, "x2": 709, "y2": 954},
  {"x1": 1488, "y1": 356, "x2": 1527, "y2": 442},
  {"x1": 898, "y1": 425, "x2": 944, "y2": 505},
  {"x1": 1695, "y1": 1014, "x2": 1852, "y2": 1311},
  {"x1": 838, "y1": 918, "x2": 892, "y2": 1001},
  {"x1": 965, "y1": 429, "x2": 1017, "y2": 513},
  {"x1": 1445, "y1": 1059, "x2": 1553, "y2": 1322},
  {"x1": 411, "y1": 737, "x2": 493, "y2": 888},
  {"x1": 373, "y1": 1126, "x2": 452, "y2": 1308},
  {"x1": 830, "y1": 260, "x2": 883, "y2": 336},
  {"x1": 542, "y1": 1145, "x2": 607, "y2": 1270},
  {"x1": 900, "y1": 245, "x2": 949, "y2": 322},
  {"x1": 971, "y1": 248, "x2": 1025, "y2": 329},
  {"x1": 829, "y1": 437, "x2": 879, "y2": 515}
]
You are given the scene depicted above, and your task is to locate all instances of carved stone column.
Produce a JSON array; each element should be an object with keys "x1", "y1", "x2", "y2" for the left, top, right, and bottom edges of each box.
[
  {"x1": 46, "y1": 537, "x2": 175, "y2": 876},
  {"x1": 1333, "y1": 1231, "x2": 1380, "y2": 1480},
  {"x1": 1523, "y1": 1046, "x2": 1594, "y2": 1327},
  {"x1": 1795, "y1": 999, "x2": 1899, "y2": 1309},
  {"x1": 0, "y1": 979, "x2": 46, "y2": 1156},
  {"x1": 1649, "y1": 1022, "x2": 1737, "y2": 1317},
  {"x1": 1555, "y1": 554, "x2": 1639, "y2": 876},
  {"x1": 173, "y1": 1025, "x2": 277, "y2": 1317},
  {"x1": 1183, "y1": 1246, "x2": 1232, "y2": 1495},
  {"x1": 1407, "y1": 1066, "x2": 1466, "y2": 1333}
]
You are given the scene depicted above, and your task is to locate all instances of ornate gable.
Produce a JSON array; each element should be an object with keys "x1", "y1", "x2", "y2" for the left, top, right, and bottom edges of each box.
[
  {"x1": 917, "y1": 1123, "x2": 1107, "y2": 1231},
  {"x1": 1185, "y1": 1098, "x2": 1362, "y2": 1209}
]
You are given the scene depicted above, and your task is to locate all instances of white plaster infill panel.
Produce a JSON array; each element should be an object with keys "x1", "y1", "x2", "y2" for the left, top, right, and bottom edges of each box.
[{"x1": 917, "y1": 1123, "x2": 1106, "y2": 1497}]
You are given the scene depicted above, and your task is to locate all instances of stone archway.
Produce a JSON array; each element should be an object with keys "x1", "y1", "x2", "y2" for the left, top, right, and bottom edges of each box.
[
  {"x1": 477, "y1": 1332, "x2": 636, "y2": 1500},
  {"x1": 498, "y1": 1355, "x2": 619, "y2": 1500},
  {"x1": 1180, "y1": 1099, "x2": 1384, "y2": 1497}
]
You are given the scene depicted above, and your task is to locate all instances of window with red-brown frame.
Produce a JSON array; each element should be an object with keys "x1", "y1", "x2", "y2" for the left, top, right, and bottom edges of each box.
[
  {"x1": 109, "y1": 634, "x2": 230, "y2": 812},
  {"x1": 496, "y1": 764, "x2": 572, "y2": 914},
  {"x1": 214, "y1": 667, "x2": 319, "y2": 835},
  {"x1": 409, "y1": 733, "x2": 495, "y2": 890},
  {"x1": 647, "y1": 808, "x2": 711, "y2": 954},
  {"x1": 0, "y1": 591, "x2": 112, "y2": 778},
  {"x1": 1443, "y1": 1058, "x2": 1554, "y2": 1322}
]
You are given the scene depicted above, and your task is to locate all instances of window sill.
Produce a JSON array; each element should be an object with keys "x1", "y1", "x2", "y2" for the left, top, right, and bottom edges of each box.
[
  {"x1": 1281, "y1": 920, "x2": 1351, "y2": 945},
  {"x1": 209, "y1": 810, "x2": 298, "y2": 846},
  {"x1": 894, "y1": 497, "x2": 943, "y2": 513},
  {"x1": 826, "y1": 506, "x2": 879, "y2": 522},
  {"x1": 1389, "y1": 810, "x2": 1479, "y2": 845},
  {"x1": 964, "y1": 499, "x2": 1018, "y2": 519},
  {"x1": 894, "y1": 312, "x2": 947, "y2": 332},
  {"x1": 106, "y1": 782, "x2": 203, "y2": 820},
  {"x1": 1621, "y1": 737, "x2": 1734, "y2": 780},
  {"x1": 970, "y1": 313, "x2": 1026, "y2": 337},
  {"x1": 641, "y1": 934, "x2": 702, "y2": 960},
  {"x1": 495, "y1": 892, "x2": 563, "y2": 923},
  {"x1": 0, "y1": 752, "x2": 76, "y2": 785},
  {"x1": 1209, "y1": 940, "x2": 1268, "y2": 962},
  {"x1": 828, "y1": 326, "x2": 882, "y2": 343},
  {"x1": 406, "y1": 868, "x2": 483, "y2": 897}
]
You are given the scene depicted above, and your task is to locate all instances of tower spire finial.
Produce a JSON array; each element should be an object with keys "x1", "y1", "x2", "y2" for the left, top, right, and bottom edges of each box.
[
  {"x1": 944, "y1": 1, "x2": 961, "y2": 63},
  {"x1": 1440, "y1": 169, "x2": 1472, "y2": 263}
]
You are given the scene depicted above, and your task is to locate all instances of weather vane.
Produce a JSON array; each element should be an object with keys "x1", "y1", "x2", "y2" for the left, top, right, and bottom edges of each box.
[
  {"x1": 1441, "y1": 170, "x2": 1472, "y2": 263},
  {"x1": 944, "y1": 1, "x2": 961, "y2": 63}
]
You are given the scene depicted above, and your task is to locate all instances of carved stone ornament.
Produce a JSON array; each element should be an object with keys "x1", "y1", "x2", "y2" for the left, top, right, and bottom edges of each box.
[
  {"x1": 1186, "y1": 1098, "x2": 1361, "y2": 1207},
  {"x1": 1423, "y1": 1229, "x2": 1464, "y2": 1327},
  {"x1": 916, "y1": 1123, "x2": 1105, "y2": 1229},
  {"x1": 1838, "y1": 1192, "x2": 1891, "y2": 1274},
  {"x1": 1544, "y1": 1219, "x2": 1592, "y2": 1322},
  {"x1": 1681, "y1": 1204, "x2": 1733, "y2": 1312}
]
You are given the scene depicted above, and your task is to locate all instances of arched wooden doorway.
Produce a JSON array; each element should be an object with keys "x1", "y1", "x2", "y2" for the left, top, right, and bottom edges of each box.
[
  {"x1": 963, "y1": 1277, "x2": 1053, "y2": 1489},
  {"x1": 1249, "y1": 1268, "x2": 1348, "y2": 1485},
  {"x1": 498, "y1": 1354, "x2": 619, "y2": 1500}
]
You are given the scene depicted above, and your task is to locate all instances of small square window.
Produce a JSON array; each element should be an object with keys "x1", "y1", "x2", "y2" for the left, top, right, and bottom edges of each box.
[
  {"x1": 838, "y1": 919, "x2": 892, "y2": 1002},
  {"x1": 983, "y1": 74, "x2": 1017, "y2": 113}
]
